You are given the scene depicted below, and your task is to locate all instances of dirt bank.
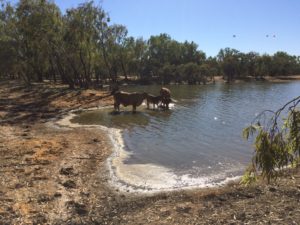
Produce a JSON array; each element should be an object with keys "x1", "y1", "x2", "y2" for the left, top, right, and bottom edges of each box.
[{"x1": 1, "y1": 81, "x2": 300, "y2": 224}]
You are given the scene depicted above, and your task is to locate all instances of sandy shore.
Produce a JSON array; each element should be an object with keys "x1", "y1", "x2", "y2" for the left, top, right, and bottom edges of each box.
[{"x1": 1, "y1": 80, "x2": 300, "y2": 224}]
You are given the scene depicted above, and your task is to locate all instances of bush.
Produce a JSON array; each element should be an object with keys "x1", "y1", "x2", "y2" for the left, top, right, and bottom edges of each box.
[{"x1": 242, "y1": 96, "x2": 300, "y2": 184}]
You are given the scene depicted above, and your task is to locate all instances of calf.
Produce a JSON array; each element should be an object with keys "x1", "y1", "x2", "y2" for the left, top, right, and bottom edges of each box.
[
  {"x1": 146, "y1": 94, "x2": 161, "y2": 109},
  {"x1": 160, "y1": 87, "x2": 171, "y2": 109}
]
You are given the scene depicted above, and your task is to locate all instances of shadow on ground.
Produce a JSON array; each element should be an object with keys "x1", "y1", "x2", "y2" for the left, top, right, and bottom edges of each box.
[{"x1": 0, "y1": 81, "x2": 111, "y2": 125}]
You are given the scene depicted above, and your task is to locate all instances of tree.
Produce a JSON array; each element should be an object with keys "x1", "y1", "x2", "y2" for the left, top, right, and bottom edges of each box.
[
  {"x1": 181, "y1": 62, "x2": 201, "y2": 84},
  {"x1": 199, "y1": 64, "x2": 210, "y2": 84},
  {"x1": 0, "y1": 1, "x2": 19, "y2": 80},
  {"x1": 217, "y1": 48, "x2": 240, "y2": 82},
  {"x1": 254, "y1": 54, "x2": 272, "y2": 79},
  {"x1": 129, "y1": 37, "x2": 147, "y2": 79},
  {"x1": 109, "y1": 24, "x2": 129, "y2": 81},
  {"x1": 181, "y1": 41, "x2": 206, "y2": 64},
  {"x1": 271, "y1": 51, "x2": 296, "y2": 76},
  {"x1": 62, "y1": 2, "x2": 108, "y2": 88},
  {"x1": 1, "y1": 1, "x2": 300, "y2": 87},
  {"x1": 158, "y1": 64, "x2": 175, "y2": 84},
  {"x1": 146, "y1": 33, "x2": 172, "y2": 76},
  {"x1": 15, "y1": 0, "x2": 62, "y2": 83},
  {"x1": 241, "y1": 51, "x2": 259, "y2": 77}
]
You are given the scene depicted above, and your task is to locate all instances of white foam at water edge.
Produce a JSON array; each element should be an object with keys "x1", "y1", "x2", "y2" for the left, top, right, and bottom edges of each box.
[
  {"x1": 168, "y1": 103, "x2": 175, "y2": 109},
  {"x1": 51, "y1": 108, "x2": 242, "y2": 194},
  {"x1": 141, "y1": 102, "x2": 176, "y2": 109}
]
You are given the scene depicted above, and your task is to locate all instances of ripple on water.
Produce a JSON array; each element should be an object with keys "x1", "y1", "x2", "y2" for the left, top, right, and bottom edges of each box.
[{"x1": 71, "y1": 82, "x2": 300, "y2": 192}]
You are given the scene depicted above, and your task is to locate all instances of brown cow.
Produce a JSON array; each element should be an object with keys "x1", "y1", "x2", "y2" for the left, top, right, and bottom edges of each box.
[
  {"x1": 146, "y1": 94, "x2": 161, "y2": 109},
  {"x1": 112, "y1": 91, "x2": 148, "y2": 113},
  {"x1": 161, "y1": 98, "x2": 173, "y2": 109},
  {"x1": 160, "y1": 87, "x2": 171, "y2": 99},
  {"x1": 160, "y1": 87, "x2": 171, "y2": 109}
]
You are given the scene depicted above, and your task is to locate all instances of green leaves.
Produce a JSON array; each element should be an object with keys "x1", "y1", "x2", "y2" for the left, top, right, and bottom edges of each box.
[
  {"x1": 242, "y1": 100, "x2": 300, "y2": 185},
  {"x1": 240, "y1": 165, "x2": 257, "y2": 186},
  {"x1": 242, "y1": 124, "x2": 260, "y2": 140},
  {"x1": 1, "y1": 1, "x2": 300, "y2": 85}
]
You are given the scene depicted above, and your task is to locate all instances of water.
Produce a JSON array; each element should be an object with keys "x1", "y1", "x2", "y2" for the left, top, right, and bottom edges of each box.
[{"x1": 71, "y1": 81, "x2": 300, "y2": 191}]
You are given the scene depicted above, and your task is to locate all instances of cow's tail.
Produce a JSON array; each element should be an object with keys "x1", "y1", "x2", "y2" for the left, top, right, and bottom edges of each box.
[{"x1": 170, "y1": 98, "x2": 177, "y2": 103}]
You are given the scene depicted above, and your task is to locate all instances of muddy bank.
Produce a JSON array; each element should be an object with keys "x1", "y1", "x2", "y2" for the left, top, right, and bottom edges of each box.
[{"x1": 1, "y1": 81, "x2": 300, "y2": 224}]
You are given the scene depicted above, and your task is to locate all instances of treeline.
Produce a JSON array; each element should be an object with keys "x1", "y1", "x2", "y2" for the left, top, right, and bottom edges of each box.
[{"x1": 1, "y1": 0, "x2": 300, "y2": 88}]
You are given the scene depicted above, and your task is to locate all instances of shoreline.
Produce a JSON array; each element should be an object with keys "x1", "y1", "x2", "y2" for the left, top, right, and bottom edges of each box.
[
  {"x1": 1, "y1": 81, "x2": 300, "y2": 224},
  {"x1": 213, "y1": 75, "x2": 300, "y2": 83},
  {"x1": 117, "y1": 74, "x2": 300, "y2": 86},
  {"x1": 58, "y1": 107, "x2": 245, "y2": 194}
]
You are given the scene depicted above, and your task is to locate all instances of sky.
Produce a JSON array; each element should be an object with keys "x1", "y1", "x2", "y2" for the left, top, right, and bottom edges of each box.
[{"x1": 13, "y1": 0, "x2": 300, "y2": 57}]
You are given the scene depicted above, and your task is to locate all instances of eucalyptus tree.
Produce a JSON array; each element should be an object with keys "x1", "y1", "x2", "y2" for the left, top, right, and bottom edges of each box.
[
  {"x1": 14, "y1": 0, "x2": 62, "y2": 83},
  {"x1": 128, "y1": 37, "x2": 147, "y2": 79},
  {"x1": 271, "y1": 51, "x2": 297, "y2": 76},
  {"x1": 217, "y1": 48, "x2": 240, "y2": 82},
  {"x1": 206, "y1": 56, "x2": 220, "y2": 82},
  {"x1": 60, "y1": 1, "x2": 127, "y2": 87},
  {"x1": 0, "y1": 1, "x2": 19, "y2": 80},
  {"x1": 93, "y1": 8, "x2": 117, "y2": 83},
  {"x1": 254, "y1": 54, "x2": 272, "y2": 79},
  {"x1": 2, "y1": 0, "x2": 300, "y2": 87},
  {"x1": 146, "y1": 33, "x2": 173, "y2": 77},
  {"x1": 63, "y1": 2, "x2": 105, "y2": 88},
  {"x1": 118, "y1": 36, "x2": 134, "y2": 80},
  {"x1": 181, "y1": 41, "x2": 206, "y2": 65},
  {"x1": 199, "y1": 64, "x2": 210, "y2": 84},
  {"x1": 181, "y1": 62, "x2": 201, "y2": 84},
  {"x1": 107, "y1": 24, "x2": 129, "y2": 81},
  {"x1": 158, "y1": 64, "x2": 175, "y2": 84},
  {"x1": 240, "y1": 51, "x2": 259, "y2": 77},
  {"x1": 1, "y1": 0, "x2": 61, "y2": 83}
]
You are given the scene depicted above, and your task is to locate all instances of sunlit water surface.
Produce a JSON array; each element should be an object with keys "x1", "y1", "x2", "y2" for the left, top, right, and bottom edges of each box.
[{"x1": 71, "y1": 81, "x2": 300, "y2": 190}]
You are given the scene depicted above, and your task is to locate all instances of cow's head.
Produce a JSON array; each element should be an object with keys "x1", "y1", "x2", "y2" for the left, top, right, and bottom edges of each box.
[
  {"x1": 142, "y1": 92, "x2": 148, "y2": 99},
  {"x1": 110, "y1": 84, "x2": 119, "y2": 95}
]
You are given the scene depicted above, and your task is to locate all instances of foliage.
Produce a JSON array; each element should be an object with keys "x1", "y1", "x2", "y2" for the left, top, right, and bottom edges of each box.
[
  {"x1": 242, "y1": 96, "x2": 300, "y2": 184},
  {"x1": 1, "y1": 0, "x2": 300, "y2": 87}
]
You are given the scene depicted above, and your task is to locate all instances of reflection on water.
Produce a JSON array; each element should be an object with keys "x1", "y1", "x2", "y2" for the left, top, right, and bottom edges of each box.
[
  {"x1": 71, "y1": 108, "x2": 152, "y2": 128},
  {"x1": 71, "y1": 81, "x2": 300, "y2": 189},
  {"x1": 71, "y1": 104, "x2": 174, "y2": 128}
]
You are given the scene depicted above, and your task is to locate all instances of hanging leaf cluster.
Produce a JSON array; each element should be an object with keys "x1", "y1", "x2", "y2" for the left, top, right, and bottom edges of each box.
[{"x1": 242, "y1": 96, "x2": 300, "y2": 184}]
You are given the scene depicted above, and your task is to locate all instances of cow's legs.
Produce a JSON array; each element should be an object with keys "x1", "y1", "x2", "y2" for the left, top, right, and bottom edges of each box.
[
  {"x1": 132, "y1": 105, "x2": 136, "y2": 113},
  {"x1": 161, "y1": 98, "x2": 170, "y2": 110},
  {"x1": 114, "y1": 102, "x2": 120, "y2": 112}
]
